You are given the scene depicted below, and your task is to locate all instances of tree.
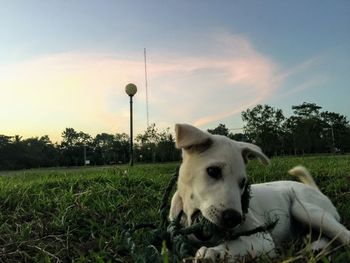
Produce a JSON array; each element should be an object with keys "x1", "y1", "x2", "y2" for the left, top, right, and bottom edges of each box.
[
  {"x1": 291, "y1": 102, "x2": 322, "y2": 118},
  {"x1": 91, "y1": 133, "x2": 130, "y2": 165},
  {"x1": 282, "y1": 116, "x2": 299, "y2": 155},
  {"x1": 7, "y1": 135, "x2": 27, "y2": 169},
  {"x1": 136, "y1": 123, "x2": 160, "y2": 145},
  {"x1": 207, "y1": 124, "x2": 230, "y2": 136},
  {"x1": 0, "y1": 135, "x2": 13, "y2": 169},
  {"x1": 229, "y1": 133, "x2": 248, "y2": 142},
  {"x1": 207, "y1": 124, "x2": 246, "y2": 142},
  {"x1": 0, "y1": 135, "x2": 11, "y2": 147},
  {"x1": 61, "y1": 128, "x2": 79, "y2": 149},
  {"x1": 136, "y1": 124, "x2": 160, "y2": 162},
  {"x1": 91, "y1": 133, "x2": 114, "y2": 165},
  {"x1": 113, "y1": 133, "x2": 130, "y2": 164},
  {"x1": 135, "y1": 124, "x2": 180, "y2": 163},
  {"x1": 321, "y1": 111, "x2": 350, "y2": 152},
  {"x1": 0, "y1": 135, "x2": 58, "y2": 170},
  {"x1": 241, "y1": 104, "x2": 285, "y2": 156},
  {"x1": 289, "y1": 102, "x2": 324, "y2": 154},
  {"x1": 157, "y1": 128, "x2": 179, "y2": 162},
  {"x1": 22, "y1": 136, "x2": 58, "y2": 167},
  {"x1": 60, "y1": 128, "x2": 92, "y2": 166}
]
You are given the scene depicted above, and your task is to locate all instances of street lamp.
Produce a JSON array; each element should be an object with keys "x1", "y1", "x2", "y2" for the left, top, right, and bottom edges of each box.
[{"x1": 125, "y1": 83, "x2": 137, "y2": 166}]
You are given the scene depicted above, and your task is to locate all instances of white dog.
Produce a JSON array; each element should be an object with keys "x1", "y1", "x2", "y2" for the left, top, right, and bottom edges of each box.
[{"x1": 169, "y1": 123, "x2": 350, "y2": 262}]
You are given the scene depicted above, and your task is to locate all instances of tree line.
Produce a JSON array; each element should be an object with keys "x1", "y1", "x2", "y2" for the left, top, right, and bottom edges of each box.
[
  {"x1": 0, "y1": 124, "x2": 181, "y2": 170},
  {"x1": 241, "y1": 102, "x2": 350, "y2": 156},
  {"x1": 207, "y1": 102, "x2": 350, "y2": 156},
  {"x1": 0, "y1": 102, "x2": 349, "y2": 170}
]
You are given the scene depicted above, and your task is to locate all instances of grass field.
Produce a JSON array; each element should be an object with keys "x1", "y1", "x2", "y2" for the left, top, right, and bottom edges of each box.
[{"x1": 1, "y1": 155, "x2": 350, "y2": 262}]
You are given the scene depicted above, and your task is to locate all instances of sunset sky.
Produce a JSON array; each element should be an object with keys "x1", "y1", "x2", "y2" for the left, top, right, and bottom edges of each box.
[{"x1": 1, "y1": 1, "x2": 349, "y2": 142}]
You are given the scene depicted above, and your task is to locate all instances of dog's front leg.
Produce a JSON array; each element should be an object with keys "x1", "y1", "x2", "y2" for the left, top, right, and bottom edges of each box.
[{"x1": 194, "y1": 232, "x2": 277, "y2": 262}]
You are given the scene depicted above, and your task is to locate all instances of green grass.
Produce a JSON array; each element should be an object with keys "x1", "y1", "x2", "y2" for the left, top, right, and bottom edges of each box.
[{"x1": 0, "y1": 156, "x2": 350, "y2": 262}]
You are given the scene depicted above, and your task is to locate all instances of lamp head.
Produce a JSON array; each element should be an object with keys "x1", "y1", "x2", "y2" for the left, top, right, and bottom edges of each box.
[{"x1": 125, "y1": 83, "x2": 137, "y2": 97}]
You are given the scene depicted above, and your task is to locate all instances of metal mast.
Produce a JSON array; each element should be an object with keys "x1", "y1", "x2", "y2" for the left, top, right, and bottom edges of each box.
[{"x1": 144, "y1": 48, "x2": 149, "y2": 127}]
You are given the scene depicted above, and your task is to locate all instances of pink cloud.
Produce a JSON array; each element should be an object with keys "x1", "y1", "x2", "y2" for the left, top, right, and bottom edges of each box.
[{"x1": 0, "y1": 32, "x2": 321, "y2": 140}]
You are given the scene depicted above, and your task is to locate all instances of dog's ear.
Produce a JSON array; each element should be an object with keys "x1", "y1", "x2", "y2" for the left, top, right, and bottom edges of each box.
[
  {"x1": 169, "y1": 191, "x2": 183, "y2": 221},
  {"x1": 175, "y1": 123, "x2": 212, "y2": 152},
  {"x1": 237, "y1": 142, "x2": 270, "y2": 165}
]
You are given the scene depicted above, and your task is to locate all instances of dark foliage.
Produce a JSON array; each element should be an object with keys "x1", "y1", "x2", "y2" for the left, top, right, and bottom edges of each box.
[
  {"x1": 241, "y1": 102, "x2": 350, "y2": 156},
  {"x1": 0, "y1": 124, "x2": 181, "y2": 170},
  {"x1": 1, "y1": 102, "x2": 349, "y2": 170}
]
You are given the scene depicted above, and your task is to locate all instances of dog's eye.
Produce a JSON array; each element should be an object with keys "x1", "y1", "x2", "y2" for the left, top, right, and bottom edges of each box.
[
  {"x1": 206, "y1": 166, "x2": 222, "y2": 180},
  {"x1": 239, "y1": 178, "x2": 246, "y2": 189}
]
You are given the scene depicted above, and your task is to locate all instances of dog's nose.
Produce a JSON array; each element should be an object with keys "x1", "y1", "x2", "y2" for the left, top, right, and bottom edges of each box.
[{"x1": 221, "y1": 209, "x2": 242, "y2": 228}]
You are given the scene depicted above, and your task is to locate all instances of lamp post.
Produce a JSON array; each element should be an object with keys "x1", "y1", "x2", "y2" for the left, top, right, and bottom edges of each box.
[{"x1": 125, "y1": 83, "x2": 137, "y2": 166}]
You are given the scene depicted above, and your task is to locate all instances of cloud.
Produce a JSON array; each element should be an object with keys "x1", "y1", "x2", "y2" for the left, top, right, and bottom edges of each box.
[
  {"x1": 269, "y1": 55, "x2": 327, "y2": 102},
  {"x1": 0, "y1": 53, "x2": 145, "y2": 140},
  {"x1": 0, "y1": 31, "x2": 321, "y2": 141},
  {"x1": 279, "y1": 76, "x2": 328, "y2": 98},
  {"x1": 274, "y1": 56, "x2": 323, "y2": 83},
  {"x1": 145, "y1": 33, "x2": 278, "y2": 128}
]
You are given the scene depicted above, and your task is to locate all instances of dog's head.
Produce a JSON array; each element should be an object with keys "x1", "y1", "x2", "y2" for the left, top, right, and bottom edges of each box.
[{"x1": 169, "y1": 123, "x2": 269, "y2": 230}]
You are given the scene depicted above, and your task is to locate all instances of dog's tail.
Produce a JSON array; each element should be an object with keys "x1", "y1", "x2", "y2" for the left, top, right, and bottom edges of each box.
[{"x1": 288, "y1": 165, "x2": 320, "y2": 191}]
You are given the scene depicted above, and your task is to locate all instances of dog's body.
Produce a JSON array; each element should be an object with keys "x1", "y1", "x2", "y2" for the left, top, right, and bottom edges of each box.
[{"x1": 169, "y1": 124, "x2": 350, "y2": 262}]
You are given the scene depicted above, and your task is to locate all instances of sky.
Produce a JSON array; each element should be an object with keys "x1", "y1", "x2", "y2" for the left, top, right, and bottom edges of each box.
[{"x1": 1, "y1": 0, "x2": 349, "y2": 142}]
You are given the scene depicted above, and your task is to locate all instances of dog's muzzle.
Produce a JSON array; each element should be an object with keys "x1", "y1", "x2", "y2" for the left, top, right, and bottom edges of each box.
[{"x1": 221, "y1": 209, "x2": 242, "y2": 229}]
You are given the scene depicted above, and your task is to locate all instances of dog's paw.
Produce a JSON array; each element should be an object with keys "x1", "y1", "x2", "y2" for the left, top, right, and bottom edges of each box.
[{"x1": 194, "y1": 246, "x2": 225, "y2": 262}]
